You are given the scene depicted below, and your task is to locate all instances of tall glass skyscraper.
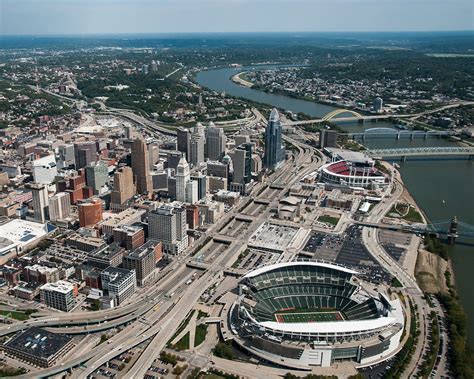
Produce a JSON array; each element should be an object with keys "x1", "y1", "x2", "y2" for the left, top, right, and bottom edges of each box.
[{"x1": 263, "y1": 108, "x2": 284, "y2": 170}]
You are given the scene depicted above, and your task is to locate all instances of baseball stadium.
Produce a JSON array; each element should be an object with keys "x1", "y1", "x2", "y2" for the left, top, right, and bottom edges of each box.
[{"x1": 225, "y1": 261, "x2": 404, "y2": 369}]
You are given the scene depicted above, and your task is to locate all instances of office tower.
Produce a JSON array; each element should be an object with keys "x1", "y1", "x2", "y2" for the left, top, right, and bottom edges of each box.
[
  {"x1": 122, "y1": 241, "x2": 158, "y2": 286},
  {"x1": 100, "y1": 267, "x2": 136, "y2": 305},
  {"x1": 32, "y1": 155, "x2": 58, "y2": 185},
  {"x1": 234, "y1": 134, "x2": 250, "y2": 146},
  {"x1": 175, "y1": 157, "x2": 190, "y2": 202},
  {"x1": 78, "y1": 198, "x2": 103, "y2": 228},
  {"x1": 85, "y1": 160, "x2": 108, "y2": 195},
  {"x1": 29, "y1": 183, "x2": 49, "y2": 223},
  {"x1": 177, "y1": 127, "x2": 191, "y2": 160},
  {"x1": 142, "y1": 64, "x2": 149, "y2": 75},
  {"x1": 147, "y1": 142, "x2": 160, "y2": 171},
  {"x1": 231, "y1": 143, "x2": 252, "y2": 185},
  {"x1": 251, "y1": 154, "x2": 262, "y2": 174},
  {"x1": 131, "y1": 137, "x2": 153, "y2": 195},
  {"x1": 206, "y1": 123, "x2": 226, "y2": 161},
  {"x1": 111, "y1": 166, "x2": 135, "y2": 207},
  {"x1": 207, "y1": 161, "x2": 228, "y2": 179},
  {"x1": 57, "y1": 144, "x2": 75, "y2": 169},
  {"x1": 74, "y1": 141, "x2": 97, "y2": 169},
  {"x1": 113, "y1": 225, "x2": 145, "y2": 251},
  {"x1": 373, "y1": 97, "x2": 383, "y2": 113},
  {"x1": 48, "y1": 192, "x2": 71, "y2": 222},
  {"x1": 167, "y1": 151, "x2": 183, "y2": 171},
  {"x1": 185, "y1": 180, "x2": 198, "y2": 204},
  {"x1": 189, "y1": 124, "x2": 205, "y2": 166},
  {"x1": 40, "y1": 281, "x2": 75, "y2": 312},
  {"x1": 124, "y1": 125, "x2": 134, "y2": 139},
  {"x1": 148, "y1": 203, "x2": 188, "y2": 254},
  {"x1": 319, "y1": 130, "x2": 338, "y2": 149},
  {"x1": 186, "y1": 205, "x2": 199, "y2": 230},
  {"x1": 191, "y1": 174, "x2": 208, "y2": 200},
  {"x1": 263, "y1": 108, "x2": 284, "y2": 170}
]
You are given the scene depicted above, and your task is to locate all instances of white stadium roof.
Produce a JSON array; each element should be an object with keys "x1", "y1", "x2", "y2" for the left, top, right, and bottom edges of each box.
[
  {"x1": 243, "y1": 261, "x2": 358, "y2": 279},
  {"x1": 260, "y1": 317, "x2": 397, "y2": 335}
]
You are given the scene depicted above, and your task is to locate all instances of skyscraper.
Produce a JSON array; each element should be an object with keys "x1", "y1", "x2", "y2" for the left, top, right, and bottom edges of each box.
[
  {"x1": 29, "y1": 183, "x2": 49, "y2": 223},
  {"x1": 263, "y1": 108, "x2": 284, "y2": 170},
  {"x1": 175, "y1": 157, "x2": 190, "y2": 202},
  {"x1": 206, "y1": 123, "x2": 226, "y2": 161},
  {"x1": 111, "y1": 166, "x2": 135, "y2": 207},
  {"x1": 177, "y1": 127, "x2": 191, "y2": 160},
  {"x1": 131, "y1": 137, "x2": 153, "y2": 195},
  {"x1": 48, "y1": 192, "x2": 71, "y2": 222},
  {"x1": 189, "y1": 123, "x2": 205, "y2": 166},
  {"x1": 148, "y1": 203, "x2": 188, "y2": 254},
  {"x1": 147, "y1": 142, "x2": 160, "y2": 171},
  {"x1": 85, "y1": 160, "x2": 108, "y2": 195}
]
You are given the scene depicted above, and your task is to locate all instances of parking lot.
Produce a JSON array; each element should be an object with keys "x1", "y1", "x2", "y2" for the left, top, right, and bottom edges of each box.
[{"x1": 300, "y1": 226, "x2": 392, "y2": 284}]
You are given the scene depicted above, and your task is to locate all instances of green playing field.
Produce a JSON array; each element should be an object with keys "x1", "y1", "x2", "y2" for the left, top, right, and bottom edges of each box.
[{"x1": 275, "y1": 311, "x2": 344, "y2": 323}]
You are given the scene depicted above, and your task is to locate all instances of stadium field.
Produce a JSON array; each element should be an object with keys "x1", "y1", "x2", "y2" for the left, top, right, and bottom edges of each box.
[{"x1": 274, "y1": 310, "x2": 345, "y2": 323}]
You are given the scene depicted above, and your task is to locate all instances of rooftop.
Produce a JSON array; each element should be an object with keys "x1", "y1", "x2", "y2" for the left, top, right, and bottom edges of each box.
[
  {"x1": 3, "y1": 327, "x2": 72, "y2": 360},
  {"x1": 40, "y1": 280, "x2": 74, "y2": 294}
]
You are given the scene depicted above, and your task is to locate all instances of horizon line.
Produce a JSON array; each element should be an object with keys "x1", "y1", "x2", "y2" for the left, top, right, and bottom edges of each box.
[{"x1": 1, "y1": 30, "x2": 474, "y2": 38}]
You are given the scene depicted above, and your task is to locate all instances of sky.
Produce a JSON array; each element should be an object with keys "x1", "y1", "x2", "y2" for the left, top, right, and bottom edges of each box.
[{"x1": 0, "y1": 0, "x2": 473, "y2": 36}]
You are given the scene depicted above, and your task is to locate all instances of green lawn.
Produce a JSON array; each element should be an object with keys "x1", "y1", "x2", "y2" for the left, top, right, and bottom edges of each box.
[
  {"x1": 0, "y1": 310, "x2": 29, "y2": 321},
  {"x1": 173, "y1": 331, "x2": 190, "y2": 351},
  {"x1": 318, "y1": 215, "x2": 340, "y2": 226},
  {"x1": 194, "y1": 324, "x2": 208, "y2": 347}
]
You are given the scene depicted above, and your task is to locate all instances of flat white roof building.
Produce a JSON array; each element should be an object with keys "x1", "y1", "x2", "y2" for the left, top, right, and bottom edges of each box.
[{"x1": 0, "y1": 219, "x2": 54, "y2": 256}]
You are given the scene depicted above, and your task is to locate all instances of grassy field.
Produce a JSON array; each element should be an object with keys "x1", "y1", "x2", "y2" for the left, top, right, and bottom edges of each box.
[
  {"x1": 173, "y1": 331, "x2": 190, "y2": 351},
  {"x1": 0, "y1": 310, "x2": 29, "y2": 321},
  {"x1": 194, "y1": 324, "x2": 208, "y2": 347},
  {"x1": 275, "y1": 310, "x2": 344, "y2": 323},
  {"x1": 317, "y1": 215, "x2": 340, "y2": 226}
]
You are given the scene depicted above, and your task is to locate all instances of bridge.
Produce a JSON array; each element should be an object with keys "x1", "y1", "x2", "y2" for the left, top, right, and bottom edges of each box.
[
  {"x1": 357, "y1": 217, "x2": 474, "y2": 243},
  {"x1": 282, "y1": 109, "x2": 412, "y2": 126},
  {"x1": 348, "y1": 128, "x2": 454, "y2": 140},
  {"x1": 367, "y1": 146, "x2": 474, "y2": 160}
]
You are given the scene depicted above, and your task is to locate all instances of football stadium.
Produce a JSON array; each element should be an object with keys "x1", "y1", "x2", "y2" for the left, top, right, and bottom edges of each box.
[{"x1": 225, "y1": 262, "x2": 404, "y2": 369}]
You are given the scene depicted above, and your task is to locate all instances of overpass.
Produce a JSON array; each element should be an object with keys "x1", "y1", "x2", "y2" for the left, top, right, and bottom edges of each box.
[{"x1": 367, "y1": 146, "x2": 474, "y2": 160}]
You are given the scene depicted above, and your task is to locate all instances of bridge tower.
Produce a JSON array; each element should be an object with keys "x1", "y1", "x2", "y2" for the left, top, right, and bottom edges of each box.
[{"x1": 447, "y1": 216, "x2": 459, "y2": 246}]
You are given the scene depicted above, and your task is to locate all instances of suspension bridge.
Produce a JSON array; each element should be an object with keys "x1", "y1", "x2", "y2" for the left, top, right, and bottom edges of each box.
[{"x1": 358, "y1": 217, "x2": 474, "y2": 245}]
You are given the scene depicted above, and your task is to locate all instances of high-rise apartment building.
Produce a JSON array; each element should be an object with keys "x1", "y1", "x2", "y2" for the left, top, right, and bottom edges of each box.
[{"x1": 48, "y1": 192, "x2": 71, "y2": 222}]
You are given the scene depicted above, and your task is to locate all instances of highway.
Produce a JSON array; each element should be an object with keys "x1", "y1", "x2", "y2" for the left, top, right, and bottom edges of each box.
[{"x1": 76, "y1": 118, "x2": 324, "y2": 378}]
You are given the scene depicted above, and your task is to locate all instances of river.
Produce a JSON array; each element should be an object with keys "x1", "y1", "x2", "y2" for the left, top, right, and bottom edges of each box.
[{"x1": 196, "y1": 66, "x2": 474, "y2": 343}]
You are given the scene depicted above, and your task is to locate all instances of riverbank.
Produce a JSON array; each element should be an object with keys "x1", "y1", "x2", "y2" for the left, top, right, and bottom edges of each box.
[{"x1": 231, "y1": 72, "x2": 253, "y2": 88}]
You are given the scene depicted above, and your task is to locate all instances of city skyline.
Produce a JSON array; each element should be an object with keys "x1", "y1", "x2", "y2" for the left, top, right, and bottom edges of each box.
[{"x1": 0, "y1": 0, "x2": 473, "y2": 36}]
